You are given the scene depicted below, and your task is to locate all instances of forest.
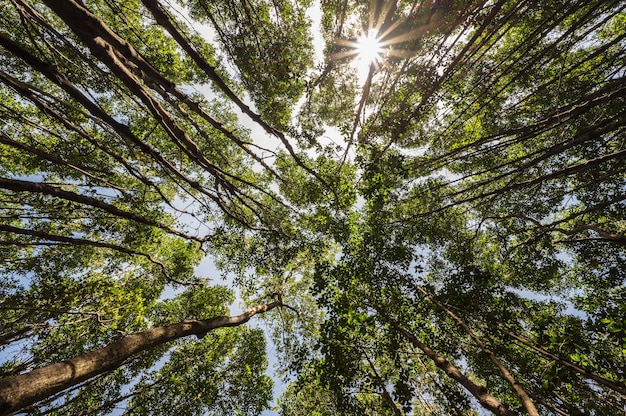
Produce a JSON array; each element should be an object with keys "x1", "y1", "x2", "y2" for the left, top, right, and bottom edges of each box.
[{"x1": 0, "y1": 0, "x2": 625, "y2": 414}]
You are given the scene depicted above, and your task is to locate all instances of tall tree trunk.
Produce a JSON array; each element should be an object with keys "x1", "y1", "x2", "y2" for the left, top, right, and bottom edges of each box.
[
  {"x1": 414, "y1": 285, "x2": 539, "y2": 415},
  {"x1": 504, "y1": 330, "x2": 626, "y2": 396},
  {"x1": 373, "y1": 305, "x2": 515, "y2": 416},
  {"x1": 0, "y1": 301, "x2": 281, "y2": 415},
  {"x1": 0, "y1": 177, "x2": 199, "y2": 242}
]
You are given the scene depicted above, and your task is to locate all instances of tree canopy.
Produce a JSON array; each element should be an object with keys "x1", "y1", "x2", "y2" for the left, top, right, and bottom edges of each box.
[{"x1": 0, "y1": 0, "x2": 625, "y2": 414}]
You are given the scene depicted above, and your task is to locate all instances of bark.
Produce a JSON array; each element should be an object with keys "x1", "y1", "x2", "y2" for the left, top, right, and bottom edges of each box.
[
  {"x1": 444, "y1": 10, "x2": 626, "y2": 152},
  {"x1": 33, "y1": 0, "x2": 295, "y2": 217},
  {"x1": 0, "y1": 301, "x2": 281, "y2": 415},
  {"x1": 433, "y1": 0, "x2": 618, "y2": 147},
  {"x1": 506, "y1": 330, "x2": 626, "y2": 396},
  {"x1": 0, "y1": 123, "x2": 175, "y2": 210},
  {"x1": 135, "y1": 0, "x2": 329, "y2": 190},
  {"x1": 412, "y1": 145, "x2": 626, "y2": 219},
  {"x1": 373, "y1": 306, "x2": 515, "y2": 416},
  {"x1": 443, "y1": 301, "x2": 626, "y2": 396},
  {"x1": 362, "y1": 351, "x2": 402, "y2": 416},
  {"x1": 4, "y1": 0, "x2": 319, "y2": 221},
  {"x1": 0, "y1": 66, "x2": 168, "y2": 202},
  {"x1": 0, "y1": 177, "x2": 201, "y2": 242},
  {"x1": 0, "y1": 132, "x2": 116, "y2": 186},
  {"x1": 0, "y1": 224, "x2": 196, "y2": 285},
  {"x1": 398, "y1": 2, "x2": 623, "y2": 177},
  {"x1": 400, "y1": 0, "x2": 507, "y2": 124},
  {"x1": 404, "y1": 110, "x2": 626, "y2": 212},
  {"x1": 512, "y1": 215, "x2": 626, "y2": 246},
  {"x1": 0, "y1": 29, "x2": 223, "y2": 212},
  {"x1": 36, "y1": 0, "x2": 267, "y2": 188},
  {"x1": 423, "y1": 27, "x2": 626, "y2": 170},
  {"x1": 415, "y1": 286, "x2": 539, "y2": 415},
  {"x1": 447, "y1": 112, "x2": 626, "y2": 199},
  {"x1": 531, "y1": 396, "x2": 569, "y2": 416},
  {"x1": 138, "y1": 0, "x2": 279, "y2": 138},
  {"x1": 0, "y1": 326, "x2": 31, "y2": 348}
]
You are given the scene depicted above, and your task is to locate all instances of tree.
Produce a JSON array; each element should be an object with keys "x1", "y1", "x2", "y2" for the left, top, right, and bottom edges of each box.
[
  {"x1": 1, "y1": 0, "x2": 626, "y2": 414},
  {"x1": 0, "y1": 299, "x2": 281, "y2": 414},
  {"x1": 285, "y1": 1, "x2": 626, "y2": 415},
  {"x1": 0, "y1": 0, "x2": 308, "y2": 413}
]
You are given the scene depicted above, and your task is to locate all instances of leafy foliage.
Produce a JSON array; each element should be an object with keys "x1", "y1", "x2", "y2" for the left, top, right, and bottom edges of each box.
[{"x1": 1, "y1": 0, "x2": 625, "y2": 415}]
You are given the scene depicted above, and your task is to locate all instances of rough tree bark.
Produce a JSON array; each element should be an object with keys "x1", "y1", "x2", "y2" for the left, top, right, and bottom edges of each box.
[
  {"x1": 0, "y1": 301, "x2": 282, "y2": 415},
  {"x1": 414, "y1": 285, "x2": 539, "y2": 415},
  {"x1": 372, "y1": 305, "x2": 516, "y2": 416}
]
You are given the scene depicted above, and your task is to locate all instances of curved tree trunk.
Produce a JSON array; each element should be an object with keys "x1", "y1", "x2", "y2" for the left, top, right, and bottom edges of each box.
[
  {"x1": 373, "y1": 306, "x2": 515, "y2": 416},
  {"x1": 0, "y1": 301, "x2": 281, "y2": 415},
  {"x1": 414, "y1": 285, "x2": 539, "y2": 415}
]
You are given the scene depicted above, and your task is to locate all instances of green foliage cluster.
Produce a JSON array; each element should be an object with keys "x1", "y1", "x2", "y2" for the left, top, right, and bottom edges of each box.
[
  {"x1": 1, "y1": 0, "x2": 625, "y2": 415},
  {"x1": 186, "y1": 0, "x2": 314, "y2": 128}
]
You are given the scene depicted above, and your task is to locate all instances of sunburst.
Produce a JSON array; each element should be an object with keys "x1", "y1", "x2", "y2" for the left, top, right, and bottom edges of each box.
[
  {"x1": 355, "y1": 29, "x2": 383, "y2": 66},
  {"x1": 330, "y1": 0, "x2": 445, "y2": 74}
]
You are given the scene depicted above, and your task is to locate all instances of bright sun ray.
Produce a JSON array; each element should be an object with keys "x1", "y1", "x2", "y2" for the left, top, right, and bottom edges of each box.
[
  {"x1": 356, "y1": 30, "x2": 383, "y2": 65},
  {"x1": 330, "y1": 0, "x2": 450, "y2": 86}
]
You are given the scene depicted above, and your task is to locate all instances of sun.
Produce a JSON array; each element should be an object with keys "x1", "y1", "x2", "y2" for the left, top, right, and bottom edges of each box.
[{"x1": 355, "y1": 30, "x2": 383, "y2": 65}]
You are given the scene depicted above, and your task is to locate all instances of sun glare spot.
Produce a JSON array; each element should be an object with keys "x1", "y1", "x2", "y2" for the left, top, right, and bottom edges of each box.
[{"x1": 356, "y1": 30, "x2": 383, "y2": 65}]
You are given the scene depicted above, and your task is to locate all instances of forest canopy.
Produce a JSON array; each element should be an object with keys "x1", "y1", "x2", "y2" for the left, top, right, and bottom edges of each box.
[{"x1": 0, "y1": 0, "x2": 625, "y2": 414}]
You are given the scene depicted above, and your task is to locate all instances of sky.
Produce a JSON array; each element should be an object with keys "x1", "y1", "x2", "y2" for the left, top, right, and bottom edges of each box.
[{"x1": 0, "y1": 1, "x2": 412, "y2": 414}]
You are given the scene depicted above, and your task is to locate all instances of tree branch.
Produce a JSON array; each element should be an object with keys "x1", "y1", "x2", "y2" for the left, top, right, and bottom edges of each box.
[{"x1": 0, "y1": 300, "x2": 281, "y2": 415}]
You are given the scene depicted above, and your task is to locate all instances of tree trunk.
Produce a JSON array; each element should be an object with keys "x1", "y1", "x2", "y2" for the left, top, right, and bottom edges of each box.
[
  {"x1": 0, "y1": 177, "x2": 198, "y2": 242},
  {"x1": 0, "y1": 301, "x2": 281, "y2": 415},
  {"x1": 414, "y1": 285, "x2": 539, "y2": 415},
  {"x1": 373, "y1": 305, "x2": 516, "y2": 416}
]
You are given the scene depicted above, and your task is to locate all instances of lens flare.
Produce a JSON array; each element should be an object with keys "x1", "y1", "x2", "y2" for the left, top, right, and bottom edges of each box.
[
  {"x1": 356, "y1": 30, "x2": 383, "y2": 65},
  {"x1": 356, "y1": 30, "x2": 383, "y2": 64}
]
